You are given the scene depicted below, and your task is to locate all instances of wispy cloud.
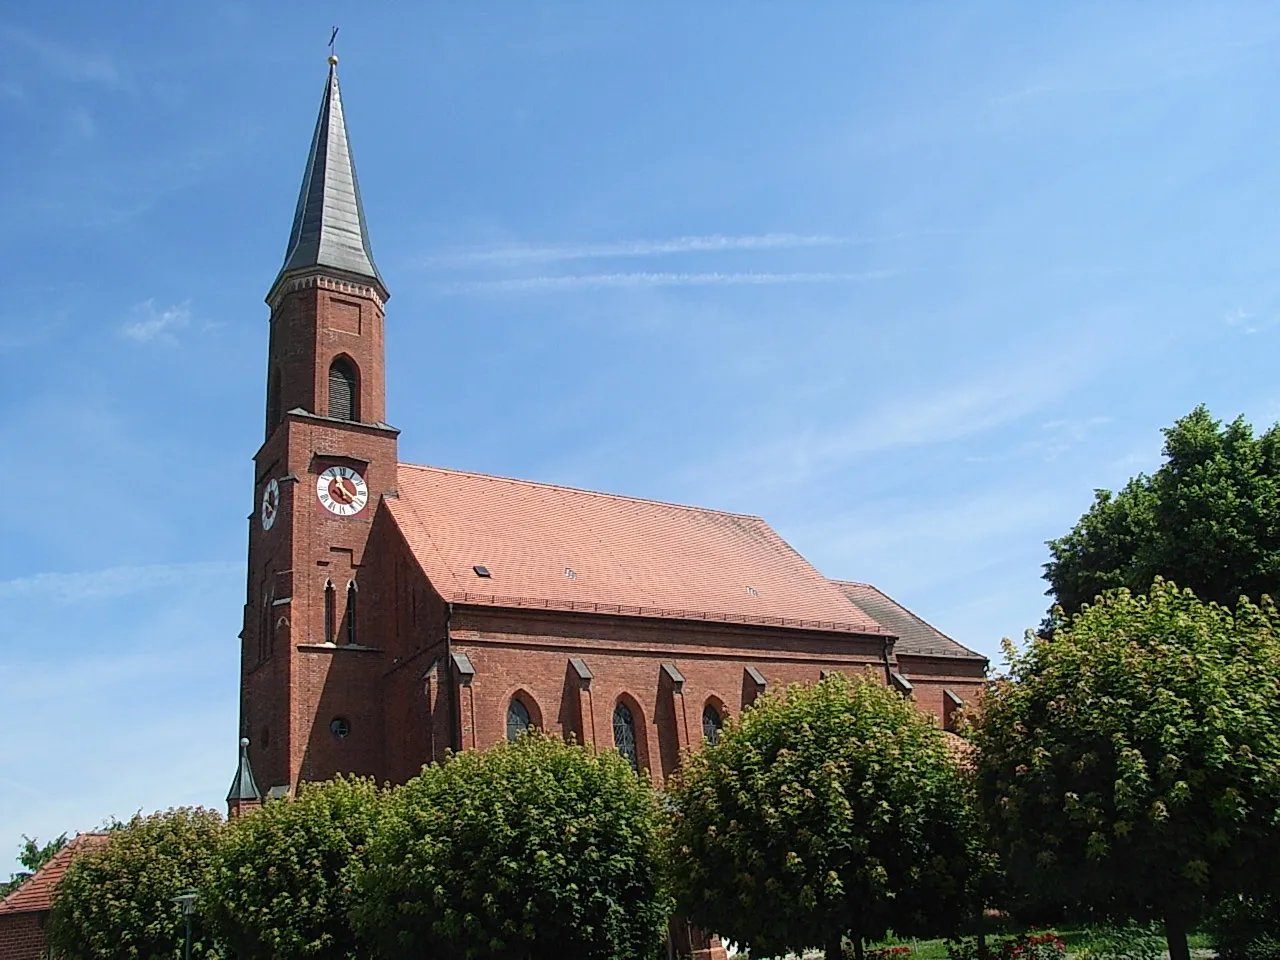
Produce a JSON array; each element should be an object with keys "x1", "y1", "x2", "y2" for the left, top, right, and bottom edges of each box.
[
  {"x1": 438, "y1": 269, "x2": 899, "y2": 294},
  {"x1": 426, "y1": 232, "x2": 847, "y2": 266},
  {"x1": 121, "y1": 299, "x2": 190, "y2": 342},
  {"x1": 965, "y1": 416, "x2": 1113, "y2": 463},
  {"x1": 1222, "y1": 306, "x2": 1277, "y2": 335},
  {"x1": 0, "y1": 561, "x2": 237, "y2": 604},
  {"x1": 423, "y1": 230, "x2": 953, "y2": 268},
  {"x1": 0, "y1": 25, "x2": 122, "y2": 88}
]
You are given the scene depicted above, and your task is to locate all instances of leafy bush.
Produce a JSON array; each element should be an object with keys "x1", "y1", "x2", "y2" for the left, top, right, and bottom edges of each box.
[
  {"x1": 350, "y1": 732, "x2": 670, "y2": 960},
  {"x1": 971, "y1": 580, "x2": 1280, "y2": 958},
  {"x1": 203, "y1": 777, "x2": 382, "y2": 960},
  {"x1": 1211, "y1": 895, "x2": 1280, "y2": 960},
  {"x1": 1074, "y1": 922, "x2": 1165, "y2": 960},
  {"x1": 667, "y1": 671, "x2": 979, "y2": 960},
  {"x1": 947, "y1": 930, "x2": 1065, "y2": 960},
  {"x1": 46, "y1": 808, "x2": 223, "y2": 960}
]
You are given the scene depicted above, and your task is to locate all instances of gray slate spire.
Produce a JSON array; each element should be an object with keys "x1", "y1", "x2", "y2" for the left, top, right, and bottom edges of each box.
[
  {"x1": 226, "y1": 737, "x2": 262, "y2": 803},
  {"x1": 271, "y1": 57, "x2": 387, "y2": 300}
]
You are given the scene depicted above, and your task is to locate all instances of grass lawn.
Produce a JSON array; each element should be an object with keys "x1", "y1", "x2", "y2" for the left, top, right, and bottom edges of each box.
[{"x1": 862, "y1": 925, "x2": 1212, "y2": 959}]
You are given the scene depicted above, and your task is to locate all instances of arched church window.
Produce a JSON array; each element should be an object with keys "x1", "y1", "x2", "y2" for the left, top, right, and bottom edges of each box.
[
  {"x1": 613, "y1": 702, "x2": 638, "y2": 770},
  {"x1": 344, "y1": 581, "x2": 357, "y2": 646},
  {"x1": 702, "y1": 703, "x2": 723, "y2": 747},
  {"x1": 323, "y1": 580, "x2": 336, "y2": 644},
  {"x1": 506, "y1": 698, "x2": 532, "y2": 741},
  {"x1": 328, "y1": 358, "x2": 357, "y2": 421}
]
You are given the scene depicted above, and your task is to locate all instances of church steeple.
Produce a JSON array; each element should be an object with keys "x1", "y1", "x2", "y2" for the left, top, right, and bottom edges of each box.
[{"x1": 269, "y1": 56, "x2": 387, "y2": 304}]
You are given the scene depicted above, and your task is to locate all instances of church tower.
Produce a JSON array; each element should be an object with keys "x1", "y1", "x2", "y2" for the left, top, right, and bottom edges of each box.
[{"x1": 238, "y1": 55, "x2": 398, "y2": 796}]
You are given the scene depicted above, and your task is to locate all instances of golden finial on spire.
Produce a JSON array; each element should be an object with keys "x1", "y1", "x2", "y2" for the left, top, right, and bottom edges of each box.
[{"x1": 328, "y1": 26, "x2": 339, "y2": 66}]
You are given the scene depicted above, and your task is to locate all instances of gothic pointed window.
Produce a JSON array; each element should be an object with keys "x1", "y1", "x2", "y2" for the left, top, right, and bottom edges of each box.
[
  {"x1": 328, "y1": 358, "x2": 357, "y2": 421},
  {"x1": 323, "y1": 580, "x2": 336, "y2": 644},
  {"x1": 344, "y1": 581, "x2": 357, "y2": 646},
  {"x1": 702, "y1": 703, "x2": 723, "y2": 747},
  {"x1": 613, "y1": 702, "x2": 638, "y2": 770},
  {"x1": 506, "y1": 698, "x2": 532, "y2": 741}
]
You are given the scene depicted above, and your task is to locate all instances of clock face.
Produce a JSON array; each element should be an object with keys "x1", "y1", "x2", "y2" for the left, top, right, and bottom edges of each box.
[
  {"x1": 261, "y1": 478, "x2": 280, "y2": 531},
  {"x1": 316, "y1": 465, "x2": 369, "y2": 517}
]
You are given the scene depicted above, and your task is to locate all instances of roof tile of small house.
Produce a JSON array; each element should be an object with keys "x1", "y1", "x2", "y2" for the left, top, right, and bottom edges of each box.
[{"x1": 0, "y1": 833, "x2": 110, "y2": 916}]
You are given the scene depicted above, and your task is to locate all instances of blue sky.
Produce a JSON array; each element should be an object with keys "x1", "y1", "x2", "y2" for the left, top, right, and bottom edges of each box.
[{"x1": 6, "y1": 2, "x2": 1280, "y2": 869}]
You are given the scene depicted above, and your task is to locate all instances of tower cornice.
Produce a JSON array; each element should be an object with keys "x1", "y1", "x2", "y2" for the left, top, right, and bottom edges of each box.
[{"x1": 266, "y1": 269, "x2": 387, "y2": 313}]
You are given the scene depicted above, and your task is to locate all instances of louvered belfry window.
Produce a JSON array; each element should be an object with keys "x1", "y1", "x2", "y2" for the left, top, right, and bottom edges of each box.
[{"x1": 328, "y1": 358, "x2": 357, "y2": 421}]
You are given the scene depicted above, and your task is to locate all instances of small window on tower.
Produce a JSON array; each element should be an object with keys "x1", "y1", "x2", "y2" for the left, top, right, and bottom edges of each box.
[
  {"x1": 345, "y1": 581, "x2": 358, "y2": 646},
  {"x1": 328, "y1": 357, "x2": 358, "y2": 421},
  {"x1": 324, "y1": 580, "x2": 336, "y2": 644}
]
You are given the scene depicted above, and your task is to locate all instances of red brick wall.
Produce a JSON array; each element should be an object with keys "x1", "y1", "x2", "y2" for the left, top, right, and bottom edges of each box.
[
  {"x1": 896, "y1": 654, "x2": 986, "y2": 731},
  {"x1": 448, "y1": 608, "x2": 894, "y2": 787},
  {"x1": 0, "y1": 913, "x2": 47, "y2": 960},
  {"x1": 364, "y1": 508, "x2": 454, "y2": 784},
  {"x1": 240, "y1": 276, "x2": 398, "y2": 795},
  {"x1": 266, "y1": 277, "x2": 387, "y2": 429}
]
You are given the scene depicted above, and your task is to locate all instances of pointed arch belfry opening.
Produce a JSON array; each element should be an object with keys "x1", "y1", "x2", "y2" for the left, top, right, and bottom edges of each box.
[{"x1": 328, "y1": 357, "x2": 358, "y2": 421}]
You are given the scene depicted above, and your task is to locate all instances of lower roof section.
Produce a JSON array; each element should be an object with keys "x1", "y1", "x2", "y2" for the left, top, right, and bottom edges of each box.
[{"x1": 829, "y1": 580, "x2": 986, "y2": 662}]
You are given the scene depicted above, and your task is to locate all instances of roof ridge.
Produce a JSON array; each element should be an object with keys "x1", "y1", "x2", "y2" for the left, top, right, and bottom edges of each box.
[{"x1": 396, "y1": 461, "x2": 766, "y2": 521}]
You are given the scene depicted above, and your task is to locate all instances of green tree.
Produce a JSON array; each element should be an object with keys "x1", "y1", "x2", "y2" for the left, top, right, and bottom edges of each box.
[
  {"x1": 1044, "y1": 405, "x2": 1280, "y2": 618},
  {"x1": 350, "y1": 732, "x2": 670, "y2": 960},
  {"x1": 203, "y1": 777, "x2": 381, "y2": 960},
  {"x1": 1, "y1": 834, "x2": 68, "y2": 898},
  {"x1": 971, "y1": 580, "x2": 1280, "y2": 960},
  {"x1": 666, "y1": 671, "x2": 977, "y2": 960},
  {"x1": 46, "y1": 808, "x2": 222, "y2": 960}
]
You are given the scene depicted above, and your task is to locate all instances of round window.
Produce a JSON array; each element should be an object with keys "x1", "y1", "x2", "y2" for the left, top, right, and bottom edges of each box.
[{"x1": 330, "y1": 717, "x2": 351, "y2": 740}]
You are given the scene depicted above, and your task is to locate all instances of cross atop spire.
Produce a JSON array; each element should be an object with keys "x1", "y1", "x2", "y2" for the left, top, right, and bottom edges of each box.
[{"x1": 270, "y1": 56, "x2": 387, "y2": 302}]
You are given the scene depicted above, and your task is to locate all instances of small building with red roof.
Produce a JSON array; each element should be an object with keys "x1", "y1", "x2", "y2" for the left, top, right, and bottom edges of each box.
[{"x1": 0, "y1": 834, "x2": 108, "y2": 960}]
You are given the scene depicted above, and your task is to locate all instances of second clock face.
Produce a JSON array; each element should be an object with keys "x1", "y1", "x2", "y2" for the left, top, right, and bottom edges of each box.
[
  {"x1": 261, "y1": 477, "x2": 280, "y2": 530},
  {"x1": 316, "y1": 465, "x2": 369, "y2": 517}
]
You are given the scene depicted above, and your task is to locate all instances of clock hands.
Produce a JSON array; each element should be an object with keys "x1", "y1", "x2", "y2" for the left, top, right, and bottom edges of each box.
[{"x1": 331, "y1": 477, "x2": 356, "y2": 504}]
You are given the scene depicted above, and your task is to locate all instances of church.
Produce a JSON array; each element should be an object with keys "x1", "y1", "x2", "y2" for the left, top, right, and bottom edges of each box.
[{"x1": 229, "y1": 57, "x2": 987, "y2": 808}]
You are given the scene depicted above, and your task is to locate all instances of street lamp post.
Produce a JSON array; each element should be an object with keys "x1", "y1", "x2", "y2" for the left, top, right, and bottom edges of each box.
[{"x1": 171, "y1": 888, "x2": 199, "y2": 960}]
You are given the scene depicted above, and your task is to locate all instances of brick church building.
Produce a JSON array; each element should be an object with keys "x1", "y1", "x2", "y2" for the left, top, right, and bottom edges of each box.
[{"x1": 229, "y1": 57, "x2": 986, "y2": 808}]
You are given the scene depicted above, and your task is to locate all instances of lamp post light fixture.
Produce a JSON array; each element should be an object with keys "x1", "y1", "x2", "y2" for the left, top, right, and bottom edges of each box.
[{"x1": 171, "y1": 887, "x2": 199, "y2": 960}]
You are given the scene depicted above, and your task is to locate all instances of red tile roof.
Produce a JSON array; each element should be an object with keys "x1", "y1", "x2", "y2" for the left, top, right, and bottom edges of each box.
[
  {"x1": 0, "y1": 834, "x2": 109, "y2": 916},
  {"x1": 829, "y1": 580, "x2": 985, "y2": 661},
  {"x1": 388, "y1": 464, "x2": 890, "y2": 636}
]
